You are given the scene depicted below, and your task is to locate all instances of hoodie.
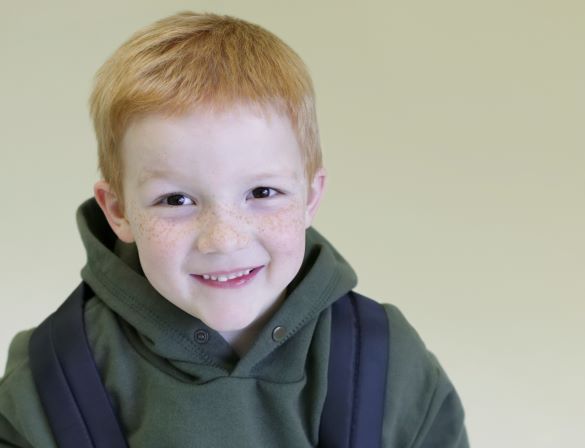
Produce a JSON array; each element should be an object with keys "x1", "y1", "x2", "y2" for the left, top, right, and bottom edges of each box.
[{"x1": 0, "y1": 199, "x2": 468, "y2": 447}]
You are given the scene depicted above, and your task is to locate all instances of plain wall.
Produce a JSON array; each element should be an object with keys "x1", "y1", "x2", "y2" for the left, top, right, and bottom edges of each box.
[{"x1": 1, "y1": 1, "x2": 583, "y2": 446}]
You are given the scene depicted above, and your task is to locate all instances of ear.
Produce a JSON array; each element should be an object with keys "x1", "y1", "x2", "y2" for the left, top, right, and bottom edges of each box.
[
  {"x1": 93, "y1": 180, "x2": 135, "y2": 243},
  {"x1": 305, "y1": 167, "x2": 327, "y2": 228}
]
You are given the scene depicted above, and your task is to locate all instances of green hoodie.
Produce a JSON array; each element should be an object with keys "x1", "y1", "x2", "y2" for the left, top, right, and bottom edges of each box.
[{"x1": 0, "y1": 199, "x2": 468, "y2": 447}]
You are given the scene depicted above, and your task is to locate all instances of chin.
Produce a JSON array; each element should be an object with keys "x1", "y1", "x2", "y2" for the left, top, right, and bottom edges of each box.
[{"x1": 202, "y1": 313, "x2": 257, "y2": 333}]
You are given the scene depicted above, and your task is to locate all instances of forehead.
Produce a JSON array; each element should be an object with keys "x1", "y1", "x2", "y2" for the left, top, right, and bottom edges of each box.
[{"x1": 121, "y1": 104, "x2": 305, "y2": 184}]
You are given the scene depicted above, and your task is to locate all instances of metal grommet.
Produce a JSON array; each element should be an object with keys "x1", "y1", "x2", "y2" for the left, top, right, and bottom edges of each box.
[
  {"x1": 194, "y1": 329, "x2": 209, "y2": 344},
  {"x1": 272, "y1": 326, "x2": 287, "y2": 342}
]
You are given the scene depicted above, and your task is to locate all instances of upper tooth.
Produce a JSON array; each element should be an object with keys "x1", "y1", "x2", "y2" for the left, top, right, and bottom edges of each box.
[{"x1": 204, "y1": 268, "x2": 254, "y2": 281}]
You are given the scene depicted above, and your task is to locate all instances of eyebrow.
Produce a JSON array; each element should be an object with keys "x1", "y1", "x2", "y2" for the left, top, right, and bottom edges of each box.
[
  {"x1": 137, "y1": 168, "x2": 173, "y2": 187},
  {"x1": 138, "y1": 168, "x2": 301, "y2": 186},
  {"x1": 246, "y1": 171, "x2": 303, "y2": 182}
]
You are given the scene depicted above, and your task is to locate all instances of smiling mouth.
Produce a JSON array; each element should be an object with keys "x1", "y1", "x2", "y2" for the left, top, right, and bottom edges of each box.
[
  {"x1": 191, "y1": 266, "x2": 263, "y2": 288},
  {"x1": 200, "y1": 267, "x2": 255, "y2": 282}
]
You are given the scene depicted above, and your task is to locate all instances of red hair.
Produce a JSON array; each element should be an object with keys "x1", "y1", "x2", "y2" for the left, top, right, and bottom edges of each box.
[{"x1": 89, "y1": 12, "x2": 321, "y2": 206}]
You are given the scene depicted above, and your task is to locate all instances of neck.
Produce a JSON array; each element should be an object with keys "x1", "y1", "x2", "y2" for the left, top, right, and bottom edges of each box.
[{"x1": 219, "y1": 291, "x2": 286, "y2": 357}]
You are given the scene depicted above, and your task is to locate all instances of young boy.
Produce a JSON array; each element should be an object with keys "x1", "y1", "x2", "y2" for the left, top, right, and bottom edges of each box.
[{"x1": 0, "y1": 12, "x2": 468, "y2": 447}]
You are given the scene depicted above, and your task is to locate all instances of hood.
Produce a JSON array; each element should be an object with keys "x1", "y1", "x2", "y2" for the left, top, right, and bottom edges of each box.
[{"x1": 77, "y1": 198, "x2": 357, "y2": 380}]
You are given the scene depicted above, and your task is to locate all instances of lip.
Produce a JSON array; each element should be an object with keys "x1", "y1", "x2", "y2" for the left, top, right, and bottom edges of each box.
[{"x1": 190, "y1": 266, "x2": 263, "y2": 289}]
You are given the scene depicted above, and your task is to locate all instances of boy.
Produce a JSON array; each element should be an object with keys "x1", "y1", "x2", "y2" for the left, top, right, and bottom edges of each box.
[{"x1": 0, "y1": 12, "x2": 468, "y2": 447}]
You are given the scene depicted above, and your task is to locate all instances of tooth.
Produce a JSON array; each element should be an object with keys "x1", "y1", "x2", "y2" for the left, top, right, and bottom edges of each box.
[{"x1": 202, "y1": 268, "x2": 256, "y2": 281}]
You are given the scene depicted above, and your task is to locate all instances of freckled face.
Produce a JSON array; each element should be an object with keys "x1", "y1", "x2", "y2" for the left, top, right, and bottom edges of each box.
[{"x1": 119, "y1": 105, "x2": 314, "y2": 332}]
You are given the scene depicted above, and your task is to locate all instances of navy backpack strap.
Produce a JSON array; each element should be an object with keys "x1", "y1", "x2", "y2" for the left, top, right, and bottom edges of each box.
[
  {"x1": 319, "y1": 291, "x2": 390, "y2": 448},
  {"x1": 29, "y1": 282, "x2": 128, "y2": 448}
]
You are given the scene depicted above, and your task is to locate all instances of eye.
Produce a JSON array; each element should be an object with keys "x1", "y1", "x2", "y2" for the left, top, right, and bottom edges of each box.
[
  {"x1": 161, "y1": 194, "x2": 195, "y2": 206},
  {"x1": 248, "y1": 187, "x2": 279, "y2": 199}
]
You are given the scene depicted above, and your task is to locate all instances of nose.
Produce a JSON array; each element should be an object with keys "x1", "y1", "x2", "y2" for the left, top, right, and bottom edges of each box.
[{"x1": 195, "y1": 208, "x2": 250, "y2": 254}]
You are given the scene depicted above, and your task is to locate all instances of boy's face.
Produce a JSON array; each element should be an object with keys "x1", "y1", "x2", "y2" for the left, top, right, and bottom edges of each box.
[{"x1": 95, "y1": 104, "x2": 325, "y2": 334}]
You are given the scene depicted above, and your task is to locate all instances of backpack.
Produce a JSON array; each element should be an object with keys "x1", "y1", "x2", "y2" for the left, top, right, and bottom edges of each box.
[{"x1": 28, "y1": 282, "x2": 389, "y2": 448}]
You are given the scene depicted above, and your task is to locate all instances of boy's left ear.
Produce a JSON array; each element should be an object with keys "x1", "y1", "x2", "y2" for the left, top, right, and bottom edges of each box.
[{"x1": 305, "y1": 168, "x2": 327, "y2": 228}]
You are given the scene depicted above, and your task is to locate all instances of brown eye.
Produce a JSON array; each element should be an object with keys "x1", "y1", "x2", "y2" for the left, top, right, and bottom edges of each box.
[
  {"x1": 250, "y1": 187, "x2": 276, "y2": 199},
  {"x1": 164, "y1": 194, "x2": 193, "y2": 206}
]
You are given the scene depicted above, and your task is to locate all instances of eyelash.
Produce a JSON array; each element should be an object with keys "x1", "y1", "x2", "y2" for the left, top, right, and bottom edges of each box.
[
  {"x1": 160, "y1": 193, "x2": 194, "y2": 207},
  {"x1": 158, "y1": 187, "x2": 281, "y2": 207},
  {"x1": 247, "y1": 187, "x2": 281, "y2": 200}
]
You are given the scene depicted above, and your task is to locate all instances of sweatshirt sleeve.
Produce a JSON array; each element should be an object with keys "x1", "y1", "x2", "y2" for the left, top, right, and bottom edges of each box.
[
  {"x1": 0, "y1": 413, "x2": 31, "y2": 448},
  {"x1": 0, "y1": 330, "x2": 50, "y2": 448},
  {"x1": 381, "y1": 304, "x2": 469, "y2": 448}
]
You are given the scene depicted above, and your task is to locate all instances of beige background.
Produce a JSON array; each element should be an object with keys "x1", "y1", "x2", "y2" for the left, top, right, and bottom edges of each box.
[{"x1": 1, "y1": 0, "x2": 583, "y2": 446}]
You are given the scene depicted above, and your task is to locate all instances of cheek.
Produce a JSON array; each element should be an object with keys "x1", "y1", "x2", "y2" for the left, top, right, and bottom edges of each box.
[
  {"x1": 253, "y1": 202, "x2": 307, "y2": 252},
  {"x1": 126, "y1": 206, "x2": 195, "y2": 261}
]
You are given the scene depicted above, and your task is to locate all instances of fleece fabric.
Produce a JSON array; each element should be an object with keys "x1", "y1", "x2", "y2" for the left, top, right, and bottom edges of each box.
[{"x1": 0, "y1": 198, "x2": 469, "y2": 447}]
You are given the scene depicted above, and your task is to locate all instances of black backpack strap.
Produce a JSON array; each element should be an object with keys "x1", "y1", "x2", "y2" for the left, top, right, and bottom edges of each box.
[
  {"x1": 28, "y1": 283, "x2": 388, "y2": 448},
  {"x1": 319, "y1": 291, "x2": 390, "y2": 448},
  {"x1": 29, "y1": 282, "x2": 128, "y2": 448}
]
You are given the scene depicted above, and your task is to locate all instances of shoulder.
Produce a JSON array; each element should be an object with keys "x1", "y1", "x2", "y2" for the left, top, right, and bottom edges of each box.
[
  {"x1": 1, "y1": 293, "x2": 105, "y2": 382},
  {"x1": 1, "y1": 328, "x2": 34, "y2": 381},
  {"x1": 0, "y1": 328, "x2": 53, "y2": 447},
  {"x1": 0, "y1": 293, "x2": 109, "y2": 448},
  {"x1": 378, "y1": 303, "x2": 468, "y2": 447},
  {"x1": 0, "y1": 293, "x2": 119, "y2": 448}
]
